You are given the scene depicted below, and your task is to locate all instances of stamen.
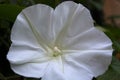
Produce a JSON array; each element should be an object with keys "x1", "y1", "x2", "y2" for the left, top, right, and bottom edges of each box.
[
  {"x1": 54, "y1": 46, "x2": 61, "y2": 53},
  {"x1": 53, "y1": 46, "x2": 61, "y2": 57},
  {"x1": 52, "y1": 46, "x2": 64, "y2": 72}
]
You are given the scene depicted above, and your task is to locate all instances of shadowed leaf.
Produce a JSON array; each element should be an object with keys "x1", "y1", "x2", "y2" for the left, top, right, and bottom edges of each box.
[{"x1": 0, "y1": 4, "x2": 24, "y2": 22}]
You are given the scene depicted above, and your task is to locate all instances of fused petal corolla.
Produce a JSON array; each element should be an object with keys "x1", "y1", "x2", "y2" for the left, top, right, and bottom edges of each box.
[{"x1": 7, "y1": 1, "x2": 113, "y2": 80}]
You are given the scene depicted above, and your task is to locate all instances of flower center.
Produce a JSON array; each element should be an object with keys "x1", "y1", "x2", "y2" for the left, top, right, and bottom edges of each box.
[{"x1": 52, "y1": 46, "x2": 62, "y2": 57}]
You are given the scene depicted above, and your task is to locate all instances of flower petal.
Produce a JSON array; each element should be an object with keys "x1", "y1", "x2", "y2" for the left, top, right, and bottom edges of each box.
[
  {"x1": 11, "y1": 4, "x2": 54, "y2": 50},
  {"x1": 11, "y1": 62, "x2": 50, "y2": 78},
  {"x1": 53, "y1": 1, "x2": 93, "y2": 47},
  {"x1": 42, "y1": 58, "x2": 93, "y2": 80},
  {"x1": 42, "y1": 60, "x2": 66, "y2": 80},
  {"x1": 21, "y1": 4, "x2": 55, "y2": 47},
  {"x1": 63, "y1": 49, "x2": 113, "y2": 77},
  {"x1": 7, "y1": 43, "x2": 50, "y2": 64},
  {"x1": 7, "y1": 4, "x2": 54, "y2": 78},
  {"x1": 7, "y1": 43, "x2": 52, "y2": 78},
  {"x1": 62, "y1": 27, "x2": 113, "y2": 50}
]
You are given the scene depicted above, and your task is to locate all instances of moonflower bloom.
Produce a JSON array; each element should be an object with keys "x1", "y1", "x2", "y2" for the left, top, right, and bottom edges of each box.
[{"x1": 7, "y1": 1, "x2": 113, "y2": 80}]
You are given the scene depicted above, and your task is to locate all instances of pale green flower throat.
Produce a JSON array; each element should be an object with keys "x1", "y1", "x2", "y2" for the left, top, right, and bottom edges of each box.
[{"x1": 52, "y1": 46, "x2": 62, "y2": 57}]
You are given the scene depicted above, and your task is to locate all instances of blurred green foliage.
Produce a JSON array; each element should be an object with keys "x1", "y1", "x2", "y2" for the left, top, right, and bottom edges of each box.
[
  {"x1": 0, "y1": 0, "x2": 120, "y2": 80},
  {"x1": 0, "y1": 4, "x2": 24, "y2": 22}
]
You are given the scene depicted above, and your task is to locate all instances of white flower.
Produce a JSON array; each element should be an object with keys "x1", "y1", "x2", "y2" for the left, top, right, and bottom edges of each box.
[{"x1": 7, "y1": 1, "x2": 113, "y2": 80}]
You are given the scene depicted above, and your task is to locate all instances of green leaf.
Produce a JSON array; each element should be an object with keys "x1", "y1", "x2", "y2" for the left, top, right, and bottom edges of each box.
[
  {"x1": 97, "y1": 68, "x2": 120, "y2": 80},
  {"x1": 54, "y1": 0, "x2": 61, "y2": 7},
  {"x1": 97, "y1": 57, "x2": 120, "y2": 80},
  {"x1": 0, "y1": 4, "x2": 24, "y2": 22},
  {"x1": 89, "y1": 0, "x2": 103, "y2": 10},
  {"x1": 110, "y1": 57, "x2": 120, "y2": 74},
  {"x1": 113, "y1": 40, "x2": 120, "y2": 52},
  {"x1": 34, "y1": 0, "x2": 56, "y2": 8}
]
